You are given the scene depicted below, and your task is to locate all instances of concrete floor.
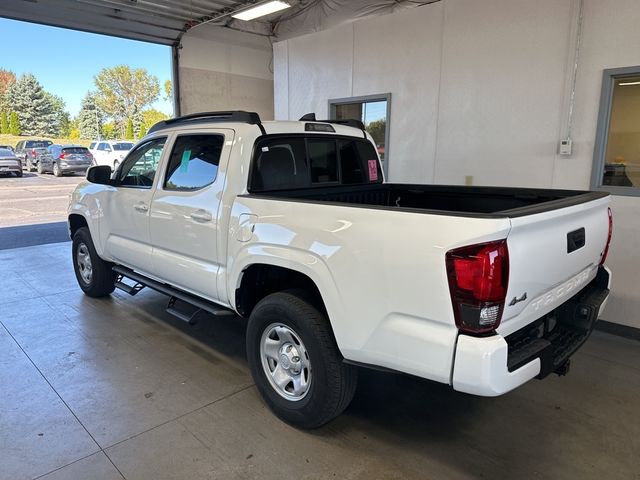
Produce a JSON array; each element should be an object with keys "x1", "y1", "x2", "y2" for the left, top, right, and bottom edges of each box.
[{"x1": 1, "y1": 241, "x2": 639, "y2": 480}]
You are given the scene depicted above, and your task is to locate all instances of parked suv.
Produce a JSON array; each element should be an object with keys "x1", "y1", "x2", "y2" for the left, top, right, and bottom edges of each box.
[
  {"x1": 15, "y1": 139, "x2": 53, "y2": 171},
  {"x1": 89, "y1": 140, "x2": 134, "y2": 170},
  {"x1": 69, "y1": 111, "x2": 612, "y2": 428},
  {"x1": 37, "y1": 145, "x2": 93, "y2": 176}
]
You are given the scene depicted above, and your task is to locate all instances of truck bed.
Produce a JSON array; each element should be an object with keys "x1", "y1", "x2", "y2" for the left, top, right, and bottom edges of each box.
[{"x1": 251, "y1": 184, "x2": 608, "y2": 218}]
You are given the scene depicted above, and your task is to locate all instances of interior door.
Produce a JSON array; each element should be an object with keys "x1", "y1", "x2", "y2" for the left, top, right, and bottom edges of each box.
[
  {"x1": 149, "y1": 130, "x2": 232, "y2": 301},
  {"x1": 102, "y1": 136, "x2": 168, "y2": 275}
]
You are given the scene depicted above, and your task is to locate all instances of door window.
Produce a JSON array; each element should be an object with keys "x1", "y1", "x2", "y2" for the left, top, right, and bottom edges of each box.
[
  {"x1": 115, "y1": 137, "x2": 166, "y2": 188},
  {"x1": 163, "y1": 135, "x2": 224, "y2": 191}
]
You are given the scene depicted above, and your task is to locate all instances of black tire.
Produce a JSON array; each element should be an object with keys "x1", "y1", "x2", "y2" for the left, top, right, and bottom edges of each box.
[
  {"x1": 72, "y1": 227, "x2": 116, "y2": 297},
  {"x1": 246, "y1": 290, "x2": 357, "y2": 429},
  {"x1": 15, "y1": 170, "x2": 22, "y2": 178},
  {"x1": 25, "y1": 158, "x2": 33, "y2": 172},
  {"x1": 53, "y1": 162, "x2": 62, "y2": 177},
  {"x1": 37, "y1": 161, "x2": 44, "y2": 174}
]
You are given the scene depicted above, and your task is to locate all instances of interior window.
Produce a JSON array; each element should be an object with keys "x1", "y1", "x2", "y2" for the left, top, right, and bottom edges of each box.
[
  {"x1": 308, "y1": 139, "x2": 338, "y2": 184},
  {"x1": 116, "y1": 137, "x2": 166, "y2": 188},
  {"x1": 251, "y1": 138, "x2": 309, "y2": 191},
  {"x1": 164, "y1": 135, "x2": 224, "y2": 191}
]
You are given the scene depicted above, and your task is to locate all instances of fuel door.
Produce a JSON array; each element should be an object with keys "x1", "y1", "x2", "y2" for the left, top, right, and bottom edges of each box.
[{"x1": 237, "y1": 213, "x2": 258, "y2": 242}]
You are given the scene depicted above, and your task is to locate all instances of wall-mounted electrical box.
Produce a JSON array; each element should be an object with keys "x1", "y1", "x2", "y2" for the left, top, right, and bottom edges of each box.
[{"x1": 559, "y1": 138, "x2": 573, "y2": 156}]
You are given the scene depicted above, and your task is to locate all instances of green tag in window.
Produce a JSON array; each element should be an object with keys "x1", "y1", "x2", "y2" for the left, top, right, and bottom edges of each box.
[{"x1": 180, "y1": 150, "x2": 191, "y2": 172}]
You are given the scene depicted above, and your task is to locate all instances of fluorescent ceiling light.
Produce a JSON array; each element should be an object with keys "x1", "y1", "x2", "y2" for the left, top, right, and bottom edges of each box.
[
  {"x1": 232, "y1": 1, "x2": 291, "y2": 21},
  {"x1": 619, "y1": 81, "x2": 640, "y2": 86}
]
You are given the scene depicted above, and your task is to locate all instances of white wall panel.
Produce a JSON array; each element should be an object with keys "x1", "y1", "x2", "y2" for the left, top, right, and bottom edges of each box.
[
  {"x1": 179, "y1": 25, "x2": 274, "y2": 118},
  {"x1": 273, "y1": 40, "x2": 289, "y2": 120},
  {"x1": 352, "y1": 4, "x2": 443, "y2": 183},
  {"x1": 435, "y1": 0, "x2": 572, "y2": 187},
  {"x1": 287, "y1": 23, "x2": 354, "y2": 120}
]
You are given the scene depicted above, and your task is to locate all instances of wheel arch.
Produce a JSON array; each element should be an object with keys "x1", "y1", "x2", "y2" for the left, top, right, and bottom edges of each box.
[{"x1": 235, "y1": 264, "x2": 327, "y2": 318}]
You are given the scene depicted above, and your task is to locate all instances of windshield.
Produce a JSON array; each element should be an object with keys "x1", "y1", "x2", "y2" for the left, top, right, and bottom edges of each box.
[
  {"x1": 113, "y1": 143, "x2": 134, "y2": 151},
  {"x1": 26, "y1": 141, "x2": 53, "y2": 148},
  {"x1": 0, "y1": 148, "x2": 14, "y2": 157}
]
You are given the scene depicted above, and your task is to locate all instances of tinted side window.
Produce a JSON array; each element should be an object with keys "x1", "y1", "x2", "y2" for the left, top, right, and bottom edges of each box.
[
  {"x1": 164, "y1": 135, "x2": 223, "y2": 191},
  {"x1": 251, "y1": 138, "x2": 309, "y2": 191},
  {"x1": 116, "y1": 137, "x2": 166, "y2": 188},
  {"x1": 89, "y1": 142, "x2": 96, "y2": 150},
  {"x1": 308, "y1": 139, "x2": 338, "y2": 184}
]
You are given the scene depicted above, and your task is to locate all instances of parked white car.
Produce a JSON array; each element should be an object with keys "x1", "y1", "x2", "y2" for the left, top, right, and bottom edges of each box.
[
  {"x1": 89, "y1": 140, "x2": 134, "y2": 170},
  {"x1": 69, "y1": 111, "x2": 613, "y2": 428}
]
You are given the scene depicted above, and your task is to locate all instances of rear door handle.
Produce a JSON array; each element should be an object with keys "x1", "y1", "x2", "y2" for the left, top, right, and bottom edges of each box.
[
  {"x1": 190, "y1": 209, "x2": 213, "y2": 222},
  {"x1": 134, "y1": 203, "x2": 149, "y2": 213}
]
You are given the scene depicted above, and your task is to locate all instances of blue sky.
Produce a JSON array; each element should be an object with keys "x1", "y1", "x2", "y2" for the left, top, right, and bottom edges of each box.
[{"x1": 0, "y1": 18, "x2": 173, "y2": 117}]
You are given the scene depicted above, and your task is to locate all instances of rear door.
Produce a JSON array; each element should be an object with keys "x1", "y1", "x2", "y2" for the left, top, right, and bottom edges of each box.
[
  {"x1": 498, "y1": 196, "x2": 611, "y2": 336},
  {"x1": 149, "y1": 129, "x2": 233, "y2": 301}
]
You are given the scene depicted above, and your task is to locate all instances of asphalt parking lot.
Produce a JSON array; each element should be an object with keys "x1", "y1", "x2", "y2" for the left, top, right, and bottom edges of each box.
[
  {"x1": 0, "y1": 172, "x2": 83, "y2": 249},
  {"x1": 0, "y1": 172, "x2": 84, "y2": 228}
]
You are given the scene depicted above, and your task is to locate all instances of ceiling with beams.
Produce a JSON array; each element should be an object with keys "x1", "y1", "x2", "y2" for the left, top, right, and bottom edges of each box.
[
  {"x1": 0, "y1": 0, "x2": 261, "y2": 45},
  {"x1": 0, "y1": 0, "x2": 436, "y2": 46}
]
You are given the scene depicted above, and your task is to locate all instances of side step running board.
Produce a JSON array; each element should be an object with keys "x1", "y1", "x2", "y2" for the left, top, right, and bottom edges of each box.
[{"x1": 113, "y1": 266, "x2": 236, "y2": 323}]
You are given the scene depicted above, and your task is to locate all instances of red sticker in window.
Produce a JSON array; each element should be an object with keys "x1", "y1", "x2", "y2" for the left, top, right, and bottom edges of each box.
[{"x1": 368, "y1": 160, "x2": 379, "y2": 181}]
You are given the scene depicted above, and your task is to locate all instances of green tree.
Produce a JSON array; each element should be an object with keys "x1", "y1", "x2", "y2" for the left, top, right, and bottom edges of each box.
[
  {"x1": 142, "y1": 108, "x2": 169, "y2": 129},
  {"x1": 0, "y1": 69, "x2": 16, "y2": 114},
  {"x1": 9, "y1": 111, "x2": 21, "y2": 135},
  {"x1": 0, "y1": 111, "x2": 8, "y2": 134},
  {"x1": 6, "y1": 74, "x2": 56, "y2": 135},
  {"x1": 366, "y1": 119, "x2": 386, "y2": 146},
  {"x1": 101, "y1": 121, "x2": 117, "y2": 140},
  {"x1": 94, "y1": 66, "x2": 159, "y2": 132},
  {"x1": 163, "y1": 79, "x2": 172, "y2": 102},
  {"x1": 138, "y1": 122, "x2": 148, "y2": 138},
  {"x1": 45, "y1": 93, "x2": 71, "y2": 137},
  {"x1": 77, "y1": 92, "x2": 105, "y2": 139},
  {"x1": 124, "y1": 118, "x2": 134, "y2": 139}
]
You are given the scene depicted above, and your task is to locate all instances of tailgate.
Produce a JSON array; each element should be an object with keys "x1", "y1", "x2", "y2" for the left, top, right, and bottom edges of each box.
[{"x1": 497, "y1": 195, "x2": 611, "y2": 337}]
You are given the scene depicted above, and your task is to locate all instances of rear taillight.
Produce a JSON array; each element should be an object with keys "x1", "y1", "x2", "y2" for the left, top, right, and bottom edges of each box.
[
  {"x1": 600, "y1": 207, "x2": 613, "y2": 266},
  {"x1": 59, "y1": 153, "x2": 66, "y2": 159},
  {"x1": 446, "y1": 240, "x2": 509, "y2": 334}
]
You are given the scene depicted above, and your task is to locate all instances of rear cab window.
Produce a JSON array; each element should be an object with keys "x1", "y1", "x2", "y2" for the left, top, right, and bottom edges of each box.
[{"x1": 250, "y1": 135, "x2": 382, "y2": 192}]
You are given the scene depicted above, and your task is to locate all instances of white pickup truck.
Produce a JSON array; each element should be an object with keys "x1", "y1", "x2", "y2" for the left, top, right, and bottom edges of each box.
[{"x1": 68, "y1": 111, "x2": 613, "y2": 428}]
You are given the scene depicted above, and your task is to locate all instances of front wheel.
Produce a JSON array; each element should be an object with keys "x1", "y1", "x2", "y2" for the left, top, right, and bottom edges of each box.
[
  {"x1": 24, "y1": 158, "x2": 33, "y2": 172},
  {"x1": 37, "y1": 161, "x2": 44, "y2": 174},
  {"x1": 246, "y1": 290, "x2": 357, "y2": 429},
  {"x1": 72, "y1": 227, "x2": 116, "y2": 297},
  {"x1": 53, "y1": 162, "x2": 62, "y2": 177}
]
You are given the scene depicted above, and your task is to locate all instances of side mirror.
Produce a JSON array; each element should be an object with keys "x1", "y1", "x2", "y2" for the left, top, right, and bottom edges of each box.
[{"x1": 86, "y1": 165, "x2": 112, "y2": 185}]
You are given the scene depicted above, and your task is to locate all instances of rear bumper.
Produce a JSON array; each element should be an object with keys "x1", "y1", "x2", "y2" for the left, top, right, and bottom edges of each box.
[
  {"x1": 452, "y1": 266, "x2": 611, "y2": 396},
  {"x1": 60, "y1": 165, "x2": 90, "y2": 173},
  {"x1": 0, "y1": 165, "x2": 21, "y2": 173}
]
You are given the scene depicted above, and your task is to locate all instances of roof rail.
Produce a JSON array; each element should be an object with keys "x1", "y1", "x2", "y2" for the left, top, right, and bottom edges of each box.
[
  {"x1": 148, "y1": 111, "x2": 264, "y2": 134},
  {"x1": 298, "y1": 113, "x2": 365, "y2": 132}
]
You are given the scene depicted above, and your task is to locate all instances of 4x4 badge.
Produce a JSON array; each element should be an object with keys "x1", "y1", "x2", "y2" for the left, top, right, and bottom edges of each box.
[{"x1": 509, "y1": 293, "x2": 527, "y2": 306}]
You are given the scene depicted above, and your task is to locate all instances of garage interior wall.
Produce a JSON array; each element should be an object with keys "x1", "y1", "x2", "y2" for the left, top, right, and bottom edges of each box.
[
  {"x1": 273, "y1": 0, "x2": 640, "y2": 330},
  {"x1": 179, "y1": 25, "x2": 274, "y2": 120}
]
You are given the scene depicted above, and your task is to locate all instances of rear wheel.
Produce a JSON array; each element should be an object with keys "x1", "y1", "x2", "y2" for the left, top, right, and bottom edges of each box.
[
  {"x1": 37, "y1": 161, "x2": 44, "y2": 174},
  {"x1": 53, "y1": 162, "x2": 62, "y2": 177},
  {"x1": 24, "y1": 158, "x2": 33, "y2": 172},
  {"x1": 72, "y1": 227, "x2": 116, "y2": 297},
  {"x1": 246, "y1": 290, "x2": 357, "y2": 429}
]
